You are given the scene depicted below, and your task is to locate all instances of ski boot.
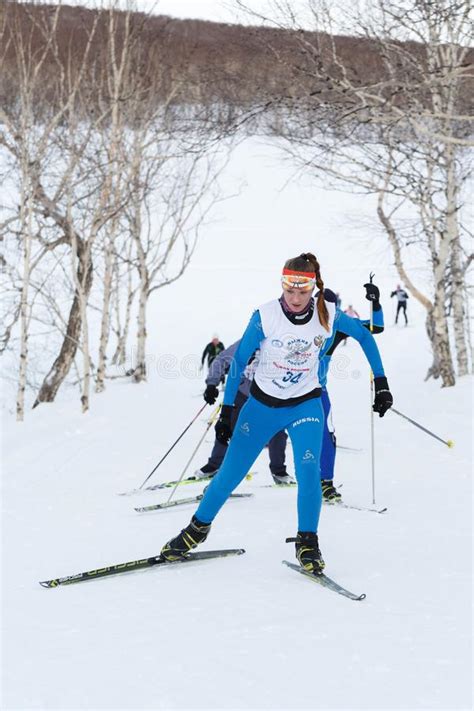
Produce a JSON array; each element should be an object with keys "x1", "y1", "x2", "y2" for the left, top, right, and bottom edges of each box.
[
  {"x1": 271, "y1": 471, "x2": 296, "y2": 486},
  {"x1": 194, "y1": 463, "x2": 219, "y2": 479},
  {"x1": 321, "y1": 479, "x2": 342, "y2": 502},
  {"x1": 160, "y1": 516, "x2": 211, "y2": 561},
  {"x1": 286, "y1": 531, "x2": 325, "y2": 574}
]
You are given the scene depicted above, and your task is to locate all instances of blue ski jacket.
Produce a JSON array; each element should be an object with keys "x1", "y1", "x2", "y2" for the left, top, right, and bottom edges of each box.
[{"x1": 218, "y1": 304, "x2": 385, "y2": 406}]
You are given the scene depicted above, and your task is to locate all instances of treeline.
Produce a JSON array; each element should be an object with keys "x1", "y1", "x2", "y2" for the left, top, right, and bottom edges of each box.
[
  {"x1": 5, "y1": 1, "x2": 467, "y2": 116},
  {"x1": 1, "y1": 2, "x2": 235, "y2": 420},
  {"x1": 1, "y1": 1, "x2": 472, "y2": 421}
]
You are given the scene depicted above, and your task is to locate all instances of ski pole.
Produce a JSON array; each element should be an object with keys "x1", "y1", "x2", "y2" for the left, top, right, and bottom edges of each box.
[
  {"x1": 166, "y1": 403, "x2": 222, "y2": 503},
  {"x1": 389, "y1": 408, "x2": 455, "y2": 448},
  {"x1": 138, "y1": 403, "x2": 208, "y2": 489},
  {"x1": 368, "y1": 271, "x2": 376, "y2": 505}
]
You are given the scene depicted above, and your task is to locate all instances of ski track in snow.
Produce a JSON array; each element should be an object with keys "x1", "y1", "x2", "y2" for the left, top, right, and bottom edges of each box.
[{"x1": 2, "y1": 139, "x2": 472, "y2": 710}]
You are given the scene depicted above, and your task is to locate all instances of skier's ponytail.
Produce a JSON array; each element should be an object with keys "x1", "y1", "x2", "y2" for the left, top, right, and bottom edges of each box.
[{"x1": 283, "y1": 252, "x2": 330, "y2": 332}]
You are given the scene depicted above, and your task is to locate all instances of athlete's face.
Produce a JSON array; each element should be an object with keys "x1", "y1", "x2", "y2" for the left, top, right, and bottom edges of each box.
[{"x1": 282, "y1": 287, "x2": 313, "y2": 313}]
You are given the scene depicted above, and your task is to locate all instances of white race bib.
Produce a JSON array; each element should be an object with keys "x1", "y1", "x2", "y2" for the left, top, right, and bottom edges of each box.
[{"x1": 254, "y1": 299, "x2": 335, "y2": 399}]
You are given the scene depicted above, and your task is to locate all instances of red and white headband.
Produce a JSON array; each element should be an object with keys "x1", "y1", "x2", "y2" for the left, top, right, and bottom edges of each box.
[{"x1": 281, "y1": 268, "x2": 316, "y2": 292}]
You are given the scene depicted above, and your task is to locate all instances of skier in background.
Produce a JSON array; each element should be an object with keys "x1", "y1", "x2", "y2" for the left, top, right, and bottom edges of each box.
[
  {"x1": 391, "y1": 285, "x2": 409, "y2": 325},
  {"x1": 198, "y1": 281, "x2": 385, "y2": 502},
  {"x1": 343, "y1": 304, "x2": 360, "y2": 318},
  {"x1": 198, "y1": 343, "x2": 292, "y2": 485},
  {"x1": 201, "y1": 336, "x2": 224, "y2": 370},
  {"x1": 341, "y1": 304, "x2": 360, "y2": 345},
  {"x1": 317, "y1": 280, "x2": 385, "y2": 500},
  {"x1": 161, "y1": 253, "x2": 393, "y2": 574}
]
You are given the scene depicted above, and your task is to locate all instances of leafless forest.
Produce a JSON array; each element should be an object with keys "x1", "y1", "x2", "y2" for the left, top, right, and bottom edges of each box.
[{"x1": 1, "y1": 0, "x2": 472, "y2": 419}]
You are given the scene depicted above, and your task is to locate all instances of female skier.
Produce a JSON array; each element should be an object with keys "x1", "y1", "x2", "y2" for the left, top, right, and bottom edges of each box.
[
  {"x1": 160, "y1": 253, "x2": 393, "y2": 573},
  {"x1": 197, "y1": 280, "x2": 388, "y2": 501}
]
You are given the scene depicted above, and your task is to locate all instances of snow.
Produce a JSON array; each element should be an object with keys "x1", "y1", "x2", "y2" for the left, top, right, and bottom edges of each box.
[{"x1": 2, "y1": 139, "x2": 472, "y2": 710}]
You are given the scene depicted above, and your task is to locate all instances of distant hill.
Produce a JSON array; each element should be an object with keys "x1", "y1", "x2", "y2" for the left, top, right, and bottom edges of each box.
[{"x1": 1, "y1": 2, "x2": 472, "y2": 121}]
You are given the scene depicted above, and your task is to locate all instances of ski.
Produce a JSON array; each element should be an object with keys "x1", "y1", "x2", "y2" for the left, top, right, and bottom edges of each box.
[
  {"x1": 118, "y1": 475, "x2": 215, "y2": 496},
  {"x1": 40, "y1": 548, "x2": 245, "y2": 588},
  {"x1": 135, "y1": 492, "x2": 253, "y2": 513},
  {"x1": 326, "y1": 501, "x2": 387, "y2": 514},
  {"x1": 118, "y1": 471, "x2": 254, "y2": 497},
  {"x1": 336, "y1": 445, "x2": 362, "y2": 452},
  {"x1": 261, "y1": 482, "x2": 297, "y2": 489},
  {"x1": 282, "y1": 560, "x2": 366, "y2": 601},
  {"x1": 263, "y1": 484, "x2": 387, "y2": 513}
]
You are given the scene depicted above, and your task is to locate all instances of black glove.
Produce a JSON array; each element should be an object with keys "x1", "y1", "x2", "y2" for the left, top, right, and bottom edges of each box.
[
  {"x1": 363, "y1": 282, "x2": 381, "y2": 311},
  {"x1": 203, "y1": 384, "x2": 219, "y2": 405},
  {"x1": 373, "y1": 377, "x2": 393, "y2": 417},
  {"x1": 215, "y1": 405, "x2": 234, "y2": 445}
]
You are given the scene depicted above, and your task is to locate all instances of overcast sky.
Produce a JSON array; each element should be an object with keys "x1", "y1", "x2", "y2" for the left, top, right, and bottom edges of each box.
[
  {"x1": 146, "y1": 0, "x2": 242, "y2": 22},
  {"x1": 54, "y1": 0, "x2": 267, "y2": 23},
  {"x1": 54, "y1": 0, "x2": 317, "y2": 27}
]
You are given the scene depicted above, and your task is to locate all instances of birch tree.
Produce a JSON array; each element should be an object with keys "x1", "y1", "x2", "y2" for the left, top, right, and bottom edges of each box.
[
  {"x1": 110, "y1": 239, "x2": 137, "y2": 367},
  {"x1": 0, "y1": 3, "x2": 82, "y2": 417},
  {"x1": 1, "y1": 1, "x2": 235, "y2": 414},
  {"x1": 237, "y1": 0, "x2": 473, "y2": 385},
  {"x1": 124, "y1": 135, "x2": 230, "y2": 382},
  {"x1": 92, "y1": 7, "x2": 142, "y2": 394}
]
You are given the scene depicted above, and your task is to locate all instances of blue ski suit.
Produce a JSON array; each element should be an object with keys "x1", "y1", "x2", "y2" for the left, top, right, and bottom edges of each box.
[
  {"x1": 204, "y1": 308, "x2": 385, "y2": 481},
  {"x1": 196, "y1": 296, "x2": 386, "y2": 533}
]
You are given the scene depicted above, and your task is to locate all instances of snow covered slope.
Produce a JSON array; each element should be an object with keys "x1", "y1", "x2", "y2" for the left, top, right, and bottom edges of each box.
[{"x1": 2, "y1": 139, "x2": 472, "y2": 710}]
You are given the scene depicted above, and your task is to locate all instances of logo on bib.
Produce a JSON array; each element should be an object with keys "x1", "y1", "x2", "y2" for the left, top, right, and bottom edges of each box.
[
  {"x1": 271, "y1": 339, "x2": 283, "y2": 348},
  {"x1": 284, "y1": 338, "x2": 312, "y2": 366},
  {"x1": 240, "y1": 422, "x2": 250, "y2": 436},
  {"x1": 314, "y1": 335, "x2": 324, "y2": 349}
]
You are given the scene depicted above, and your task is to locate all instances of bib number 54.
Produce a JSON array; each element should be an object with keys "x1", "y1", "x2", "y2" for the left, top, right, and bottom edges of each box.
[{"x1": 282, "y1": 371, "x2": 302, "y2": 384}]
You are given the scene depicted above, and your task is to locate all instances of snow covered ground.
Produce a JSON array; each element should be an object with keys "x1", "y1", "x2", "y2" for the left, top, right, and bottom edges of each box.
[{"x1": 2, "y1": 139, "x2": 472, "y2": 710}]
